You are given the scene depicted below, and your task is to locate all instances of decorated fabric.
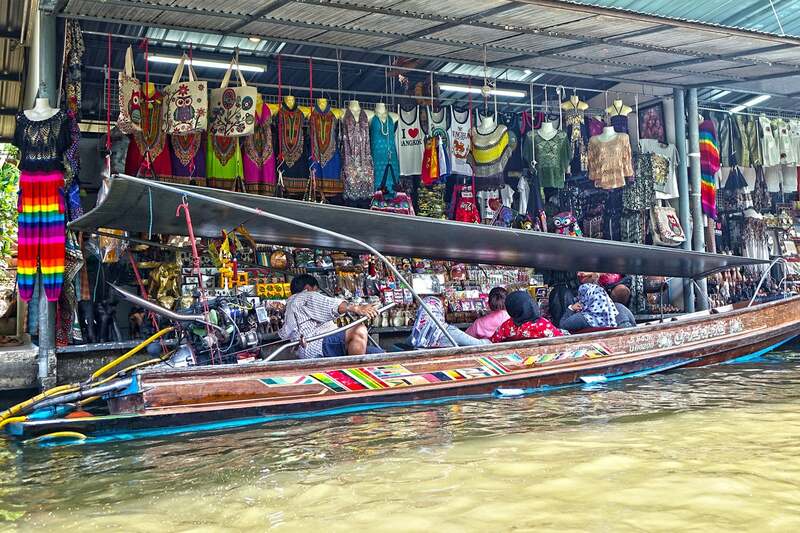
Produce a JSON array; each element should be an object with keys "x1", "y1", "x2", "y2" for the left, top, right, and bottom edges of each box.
[
  {"x1": 309, "y1": 102, "x2": 342, "y2": 195},
  {"x1": 420, "y1": 135, "x2": 440, "y2": 186},
  {"x1": 623, "y1": 153, "x2": 656, "y2": 211},
  {"x1": 17, "y1": 170, "x2": 66, "y2": 302},
  {"x1": 448, "y1": 107, "x2": 472, "y2": 176},
  {"x1": 491, "y1": 317, "x2": 563, "y2": 343},
  {"x1": 577, "y1": 283, "x2": 618, "y2": 328},
  {"x1": 162, "y1": 55, "x2": 208, "y2": 134},
  {"x1": 277, "y1": 102, "x2": 307, "y2": 188},
  {"x1": 169, "y1": 132, "x2": 206, "y2": 186},
  {"x1": 468, "y1": 124, "x2": 515, "y2": 189},
  {"x1": 410, "y1": 296, "x2": 447, "y2": 349},
  {"x1": 396, "y1": 105, "x2": 424, "y2": 176},
  {"x1": 208, "y1": 57, "x2": 256, "y2": 137},
  {"x1": 117, "y1": 46, "x2": 142, "y2": 134},
  {"x1": 759, "y1": 116, "x2": 780, "y2": 167},
  {"x1": 734, "y1": 115, "x2": 758, "y2": 168},
  {"x1": 242, "y1": 102, "x2": 276, "y2": 195},
  {"x1": 428, "y1": 107, "x2": 451, "y2": 178},
  {"x1": 124, "y1": 89, "x2": 171, "y2": 178},
  {"x1": 565, "y1": 108, "x2": 588, "y2": 175},
  {"x1": 370, "y1": 114, "x2": 400, "y2": 193},
  {"x1": 206, "y1": 134, "x2": 243, "y2": 190},
  {"x1": 14, "y1": 111, "x2": 71, "y2": 172},
  {"x1": 587, "y1": 133, "x2": 634, "y2": 190},
  {"x1": 62, "y1": 20, "x2": 84, "y2": 118},
  {"x1": 452, "y1": 184, "x2": 481, "y2": 223},
  {"x1": 610, "y1": 114, "x2": 629, "y2": 134},
  {"x1": 639, "y1": 106, "x2": 665, "y2": 143},
  {"x1": 650, "y1": 205, "x2": 686, "y2": 247},
  {"x1": 699, "y1": 119, "x2": 720, "y2": 220},
  {"x1": 342, "y1": 107, "x2": 373, "y2": 201},
  {"x1": 370, "y1": 190, "x2": 414, "y2": 215},
  {"x1": 417, "y1": 183, "x2": 446, "y2": 219},
  {"x1": 524, "y1": 130, "x2": 570, "y2": 189}
]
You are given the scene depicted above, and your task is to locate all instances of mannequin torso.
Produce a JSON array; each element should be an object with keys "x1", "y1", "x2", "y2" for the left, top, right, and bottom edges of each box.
[
  {"x1": 605, "y1": 99, "x2": 632, "y2": 117},
  {"x1": 595, "y1": 126, "x2": 618, "y2": 142},
  {"x1": 561, "y1": 95, "x2": 589, "y2": 111},
  {"x1": 348, "y1": 100, "x2": 372, "y2": 120},
  {"x1": 477, "y1": 114, "x2": 497, "y2": 134},
  {"x1": 537, "y1": 121, "x2": 557, "y2": 141},
  {"x1": 24, "y1": 98, "x2": 60, "y2": 121}
]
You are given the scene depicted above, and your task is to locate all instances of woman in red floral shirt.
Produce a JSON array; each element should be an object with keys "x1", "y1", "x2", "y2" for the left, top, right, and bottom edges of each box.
[{"x1": 491, "y1": 291, "x2": 565, "y2": 343}]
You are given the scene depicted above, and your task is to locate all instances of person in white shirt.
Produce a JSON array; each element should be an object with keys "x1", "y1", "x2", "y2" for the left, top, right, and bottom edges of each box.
[{"x1": 278, "y1": 274, "x2": 379, "y2": 359}]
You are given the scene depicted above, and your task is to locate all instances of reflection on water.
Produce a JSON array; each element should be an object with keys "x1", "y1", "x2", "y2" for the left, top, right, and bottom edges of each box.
[{"x1": 2, "y1": 351, "x2": 800, "y2": 531}]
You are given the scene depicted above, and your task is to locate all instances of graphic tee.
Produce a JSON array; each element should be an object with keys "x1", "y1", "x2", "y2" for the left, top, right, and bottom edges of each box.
[{"x1": 397, "y1": 105, "x2": 424, "y2": 176}]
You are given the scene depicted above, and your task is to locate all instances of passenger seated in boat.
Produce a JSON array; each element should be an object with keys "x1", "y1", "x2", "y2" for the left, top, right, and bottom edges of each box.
[
  {"x1": 410, "y1": 296, "x2": 489, "y2": 348},
  {"x1": 466, "y1": 287, "x2": 510, "y2": 340},
  {"x1": 559, "y1": 272, "x2": 619, "y2": 333},
  {"x1": 610, "y1": 285, "x2": 636, "y2": 329},
  {"x1": 490, "y1": 291, "x2": 564, "y2": 343},
  {"x1": 279, "y1": 274, "x2": 381, "y2": 359}
]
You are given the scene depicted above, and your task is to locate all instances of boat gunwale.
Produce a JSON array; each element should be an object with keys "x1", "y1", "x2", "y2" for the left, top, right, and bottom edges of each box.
[{"x1": 138, "y1": 295, "x2": 800, "y2": 380}]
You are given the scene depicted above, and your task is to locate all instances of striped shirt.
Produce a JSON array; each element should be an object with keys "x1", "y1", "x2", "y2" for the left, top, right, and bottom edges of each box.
[{"x1": 278, "y1": 290, "x2": 344, "y2": 359}]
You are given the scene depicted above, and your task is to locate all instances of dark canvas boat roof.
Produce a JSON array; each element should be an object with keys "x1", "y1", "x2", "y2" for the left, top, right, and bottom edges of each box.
[{"x1": 71, "y1": 175, "x2": 766, "y2": 279}]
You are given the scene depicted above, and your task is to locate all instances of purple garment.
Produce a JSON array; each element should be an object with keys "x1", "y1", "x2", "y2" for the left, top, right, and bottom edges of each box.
[
  {"x1": 587, "y1": 117, "x2": 605, "y2": 137},
  {"x1": 242, "y1": 103, "x2": 276, "y2": 195},
  {"x1": 341, "y1": 108, "x2": 373, "y2": 201},
  {"x1": 610, "y1": 114, "x2": 629, "y2": 134},
  {"x1": 170, "y1": 132, "x2": 206, "y2": 185}
]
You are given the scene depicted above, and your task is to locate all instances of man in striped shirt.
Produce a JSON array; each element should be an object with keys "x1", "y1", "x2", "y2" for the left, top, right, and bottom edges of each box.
[{"x1": 278, "y1": 274, "x2": 379, "y2": 359}]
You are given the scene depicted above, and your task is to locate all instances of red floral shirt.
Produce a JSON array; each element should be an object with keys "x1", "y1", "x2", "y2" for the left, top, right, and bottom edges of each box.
[{"x1": 491, "y1": 318, "x2": 564, "y2": 343}]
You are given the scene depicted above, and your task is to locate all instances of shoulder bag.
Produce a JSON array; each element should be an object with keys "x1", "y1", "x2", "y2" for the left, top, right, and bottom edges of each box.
[
  {"x1": 209, "y1": 55, "x2": 257, "y2": 137},
  {"x1": 162, "y1": 54, "x2": 208, "y2": 135},
  {"x1": 117, "y1": 46, "x2": 142, "y2": 134},
  {"x1": 649, "y1": 201, "x2": 686, "y2": 246}
]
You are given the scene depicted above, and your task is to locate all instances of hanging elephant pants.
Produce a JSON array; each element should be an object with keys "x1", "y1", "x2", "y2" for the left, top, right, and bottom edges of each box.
[{"x1": 17, "y1": 170, "x2": 66, "y2": 302}]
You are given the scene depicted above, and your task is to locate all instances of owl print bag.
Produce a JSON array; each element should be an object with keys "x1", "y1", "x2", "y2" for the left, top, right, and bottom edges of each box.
[
  {"x1": 162, "y1": 54, "x2": 208, "y2": 135},
  {"x1": 209, "y1": 55, "x2": 257, "y2": 137},
  {"x1": 117, "y1": 46, "x2": 142, "y2": 134}
]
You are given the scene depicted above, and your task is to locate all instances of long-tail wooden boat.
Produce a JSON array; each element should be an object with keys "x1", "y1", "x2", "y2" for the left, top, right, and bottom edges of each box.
[{"x1": 4, "y1": 176, "x2": 797, "y2": 444}]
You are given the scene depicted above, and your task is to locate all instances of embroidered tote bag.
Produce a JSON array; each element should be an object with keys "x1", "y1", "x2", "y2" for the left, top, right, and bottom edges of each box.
[
  {"x1": 370, "y1": 190, "x2": 415, "y2": 215},
  {"x1": 162, "y1": 54, "x2": 208, "y2": 135},
  {"x1": 209, "y1": 56, "x2": 257, "y2": 137},
  {"x1": 650, "y1": 203, "x2": 686, "y2": 247},
  {"x1": 117, "y1": 46, "x2": 142, "y2": 134}
]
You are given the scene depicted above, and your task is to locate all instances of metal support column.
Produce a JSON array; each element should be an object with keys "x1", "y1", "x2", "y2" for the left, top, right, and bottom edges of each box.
[
  {"x1": 36, "y1": 8, "x2": 59, "y2": 389},
  {"x1": 673, "y1": 88, "x2": 694, "y2": 313},
  {"x1": 687, "y1": 88, "x2": 708, "y2": 311}
]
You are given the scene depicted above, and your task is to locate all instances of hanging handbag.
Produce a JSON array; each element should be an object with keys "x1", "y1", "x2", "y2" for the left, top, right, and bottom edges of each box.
[
  {"x1": 117, "y1": 46, "x2": 142, "y2": 134},
  {"x1": 209, "y1": 55, "x2": 257, "y2": 137},
  {"x1": 162, "y1": 54, "x2": 208, "y2": 135},
  {"x1": 370, "y1": 164, "x2": 415, "y2": 215},
  {"x1": 420, "y1": 135, "x2": 440, "y2": 186},
  {"x1": 649, "y1": 202, "x2": 686, "y2": 247}
]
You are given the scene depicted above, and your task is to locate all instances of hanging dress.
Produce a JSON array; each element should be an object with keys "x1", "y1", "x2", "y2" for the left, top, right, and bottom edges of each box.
[
  {"x1": 206, "y1": 134, "x2": 244, "y2": 190},
  {"x1": 448, "y1": 107, "x2": 472, "y2": 177},
  {"x1": 169, "y1": 132, "x2": 206, "y2": 186},
  {"x1": 242, "y1": 102, "x2": 276, "y2": 195},
  {"x1": 278, "y1": 101, "x2": 308, "y2": 195},
  {"x1": 772, "y1": 118, "x2": 797, "y2": 165},
  {"x1": 498, "y1": 112, "x2": 524, "y2": 179},
  {"x1": 427, "y1": 106, "x2": 451, "y2": 179},
  {"x1": 397, "y1": 105, "x2": 424, "y2": 176},
  {"x1": 587, "y1": 133, "x2": 634, "y2": 190},
  {"x1": 341, "y1": 107, "x2": 373, "y2": 201},
  {"x1": 524, "y1": 130, "x2": 570, "y2": 189},
  {"x1": 699, "y1": 119, "x2": 720, "y2": 220},
  {"x1": 370, "y1": 113, "x2": 400, "y2": 193},
  {"x1": 759, "y1": 115, "x2": 781, "y2": 167},
  {"x1": 564, "y1": 107, "x2": 588, "y2": 175},
  {"x1": 309, "y1": 102, "x2": 342, "y2": 196},
  {"x1": 124, "y1": 89, "x2": 172, "y2": 179}
]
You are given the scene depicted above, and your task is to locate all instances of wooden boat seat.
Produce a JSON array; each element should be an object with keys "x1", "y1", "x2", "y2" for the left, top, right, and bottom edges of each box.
[{"x1": 571, "y1": 326, "x2": 619, "y2": 334}]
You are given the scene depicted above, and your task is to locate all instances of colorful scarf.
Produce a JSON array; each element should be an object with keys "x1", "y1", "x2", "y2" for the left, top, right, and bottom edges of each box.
[
  {"x1": 699, "y1": 119, "x2": 720, "y2": 220},
  {"x1": 578, "y1": 284, "x2": 618, "y2": 328},
  {"x1": 410, "y1": 296, "x2": 447, "y2": 349}
]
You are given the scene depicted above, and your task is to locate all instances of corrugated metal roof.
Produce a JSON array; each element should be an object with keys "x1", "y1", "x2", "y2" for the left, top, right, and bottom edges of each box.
[
  {"x1": 563, "y1": 0, "x2": 800, "y2": 38},
  {"x1": 0, "y1": 0, "x2": 27, "y2": 140}
]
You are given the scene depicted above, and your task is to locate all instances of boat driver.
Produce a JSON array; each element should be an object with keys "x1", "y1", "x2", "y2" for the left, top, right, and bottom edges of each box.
[{"x1": 279, "y1": 274, "x2": 382, "y2": 359}]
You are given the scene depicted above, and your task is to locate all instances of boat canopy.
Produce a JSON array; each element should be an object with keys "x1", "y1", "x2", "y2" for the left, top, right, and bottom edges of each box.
[{"x1": 70, "y1": 175, "x2": 767, "y2": 279}]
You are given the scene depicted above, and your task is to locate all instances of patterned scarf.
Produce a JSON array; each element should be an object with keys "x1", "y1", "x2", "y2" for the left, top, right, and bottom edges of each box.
[
  {"x1": 578, "y1": 284, "x2": 618, "y2": 328},
  {"x1": 410, "y1": 296, "x2": 447, "y2": 349}
]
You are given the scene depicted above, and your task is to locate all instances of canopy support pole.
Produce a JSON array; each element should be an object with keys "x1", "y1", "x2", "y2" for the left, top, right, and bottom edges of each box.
[
  {"x1": 673, "y1": 88, "x2": 694, "y2": 313},
  {"x1": 114, "y1": 174, "x2": 459, "y2": 348},
  {"x1": 687, "y1": 88, "x2": 708, "y2": 311}
]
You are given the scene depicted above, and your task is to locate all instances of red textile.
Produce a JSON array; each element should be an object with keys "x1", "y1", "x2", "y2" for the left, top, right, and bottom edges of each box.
[{"x1": 491, "y1": 317, "x2": 564, "y2": 343}]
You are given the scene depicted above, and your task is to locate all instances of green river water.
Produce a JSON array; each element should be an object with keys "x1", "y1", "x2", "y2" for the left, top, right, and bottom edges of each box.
[{"x1": 0, "y1": 350, "x2": 799, "y2": 531}]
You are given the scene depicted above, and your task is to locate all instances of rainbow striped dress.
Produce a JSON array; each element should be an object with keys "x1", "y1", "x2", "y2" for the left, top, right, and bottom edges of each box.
[{"x1": 699, "y1": 119, "x2": 720, "y2": 220}]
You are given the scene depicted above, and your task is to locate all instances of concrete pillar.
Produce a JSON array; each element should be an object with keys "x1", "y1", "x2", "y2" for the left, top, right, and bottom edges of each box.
[
  {"x1": 687, "y1": 88, "x2": 708, "y2": 311},
  {"x1": 673, "y1": 88, "x2": 694, "y2": 313},
  {"x1": 35, "y1": 8, "x2": 59, "y2": 389}
]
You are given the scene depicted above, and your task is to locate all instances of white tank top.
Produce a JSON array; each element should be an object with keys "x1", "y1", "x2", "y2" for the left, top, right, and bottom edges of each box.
[
  {"x1": 448, "y1": 106, "x2": 472, "y2": 176},
  {"x1": 397, "y1": 105, "x2": 424, "y2": 176}
]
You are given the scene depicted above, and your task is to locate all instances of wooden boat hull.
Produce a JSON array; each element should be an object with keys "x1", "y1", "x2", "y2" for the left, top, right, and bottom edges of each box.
[{"x1": 8, "y1": 296, "x2": 800, "y2": 443}]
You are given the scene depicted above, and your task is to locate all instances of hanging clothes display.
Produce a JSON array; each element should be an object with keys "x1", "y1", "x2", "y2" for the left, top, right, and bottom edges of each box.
[
  {"x1": 759, "y1": 115, "x2": 781, "y2": 167},
  {"x1": 734, "y1": 115, "x2": 760, "y2": 168},
  {"x1": 397, "y1": 105, "x2": 424, "y2": 176},
  {"x1": 277, "y1": 100, "x2": 308, "y2": 195},
  {"x1": 789, "y1": 118, "x2": 800, "y2": 163},
  {"x1": 342, "y1": 107, "x2": 373, "y2": 202},
  {"x1": 564, "y1": 107, "x2": 588, "y2": 175},
  {"x1": 242, "y1": 102, "x2": 276, "y2": 196},
  {"x1": 522, "y1": 130, "x2": 570, "y2": 189},
  {"x1": 639, "y1": 139, "x2": 679, "y2": 200},
  {"x1": 699, "y1": 119, "x2": 720, "y2": 220},
  {"x1": 587, "y1": 116, "x2": 605, "y2": 137},
  {"x1": 772, "y1": 118, "x2": 797, "y2": 165},
  {"x1": 587, "y1": 133, "x2": 634, "y2": 190},
  {"x1": 370, "y1": 112, "x2": 400, "y2": 194},
  {"x1": 623, "y1": 154, "x2": 656, "y2": 211},
  {"x1": 13, "y1": 110, "x2": 71, "y2": 302},
  {"x1": 468, "y1": 122, "x2": 515, "y2": 190},
  {"x1": 309, "y1": 102, "x2": 343, "y2": 196},
  {"x1": 124, "y1": 89, "x2": 172, "y2": 178},
  {"x1": 428, "y1": 106, "x2": 451, "y2": 179},
  {"x1": 169, "y1": 132, "x2": 206, "y2": 186},
  {"x1": 448, "y1": 107, "x2": 472, "y2": 176},
  {"x1": 498, "y1": 112, "x2": 524, "y2": 177},
  {"x1": 206, "y1": 135, "x2": 244, "y2": 190}
]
